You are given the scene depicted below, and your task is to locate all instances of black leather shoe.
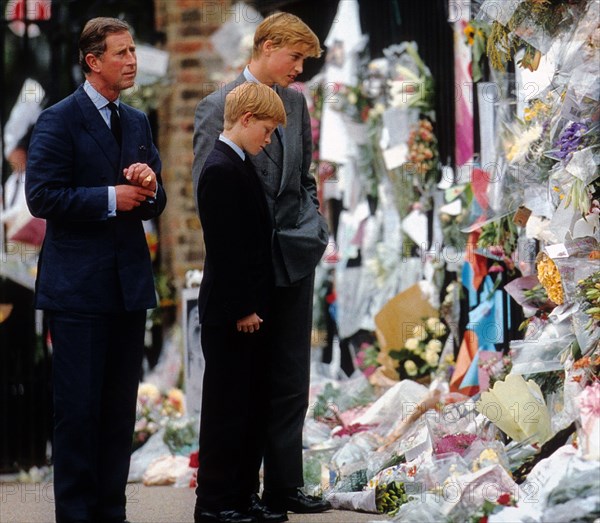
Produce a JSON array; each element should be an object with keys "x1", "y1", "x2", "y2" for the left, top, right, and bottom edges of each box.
[
  {"x1": 262, "y1": 489, "x2": 331, "y2": 514},
  {"x1": 195, "y1": 508, "x2": 257, "y2": 523},
  {"x1": 248, "y1": 494, "x2": 288, "y2": 522}
]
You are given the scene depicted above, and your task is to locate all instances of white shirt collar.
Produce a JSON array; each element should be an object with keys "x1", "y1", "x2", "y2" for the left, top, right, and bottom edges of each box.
[
  {"x1": 218, "y1": 134, "x2": 245, "y2": 161},
  {"x1": 243, "y1": 66, "x2": 259, "y2": 84},
  {"x1": 83, "y1": 80, "x2": 119, "y2": 110}
]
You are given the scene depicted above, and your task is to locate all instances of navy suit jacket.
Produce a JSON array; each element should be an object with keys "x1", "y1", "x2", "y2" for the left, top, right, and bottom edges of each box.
[
  {"x1": 197, "y1": 140, "x2": 273, "y2": 326},
  {"x1": 26, "y1": 85, "x2": 166, "y2": 313}
]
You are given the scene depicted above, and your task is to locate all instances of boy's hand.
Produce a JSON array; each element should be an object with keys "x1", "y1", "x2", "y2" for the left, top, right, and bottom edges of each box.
[{"x1": 236, "y1": 313, "x2": 263, "y2": 333}]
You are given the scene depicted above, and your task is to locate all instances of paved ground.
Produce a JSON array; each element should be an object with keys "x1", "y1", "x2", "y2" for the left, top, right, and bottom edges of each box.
[{"x1": 0, "y1": 483, "x2": 390, "y2": 523}]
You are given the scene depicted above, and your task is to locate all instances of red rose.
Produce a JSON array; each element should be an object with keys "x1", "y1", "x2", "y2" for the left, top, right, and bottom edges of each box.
[
  {"x1": 189, "y1": 450, "x2": 199, "y2": 469},
  {"x1": 497, "y1": 493, "x2": 512, "y2": 506}
]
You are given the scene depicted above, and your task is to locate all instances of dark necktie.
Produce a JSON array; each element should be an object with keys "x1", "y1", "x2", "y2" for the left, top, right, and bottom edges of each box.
[{"x1": 107, "y1": 102, "x2": 122, "y2": 146}]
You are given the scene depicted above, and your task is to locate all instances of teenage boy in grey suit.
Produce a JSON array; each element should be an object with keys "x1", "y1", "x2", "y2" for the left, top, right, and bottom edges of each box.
[{"x1": 192, "y1": 11, "x2": 330, "y2": 517}]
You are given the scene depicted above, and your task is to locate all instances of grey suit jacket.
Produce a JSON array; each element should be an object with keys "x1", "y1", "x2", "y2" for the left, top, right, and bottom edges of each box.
[{"x1": 192, "y1": 73, "x2": 328, "y2": 286}]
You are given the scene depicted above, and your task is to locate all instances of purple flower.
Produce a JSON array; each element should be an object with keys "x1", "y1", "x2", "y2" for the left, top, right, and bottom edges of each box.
[{"x1": 554, "y1": 121, "x2": 590, "y2": 162}]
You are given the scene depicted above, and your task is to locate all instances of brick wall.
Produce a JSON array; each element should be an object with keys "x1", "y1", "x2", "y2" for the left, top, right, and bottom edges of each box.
[{"x1": 154, "y1": 0, "x2": 233, "y2": 288}]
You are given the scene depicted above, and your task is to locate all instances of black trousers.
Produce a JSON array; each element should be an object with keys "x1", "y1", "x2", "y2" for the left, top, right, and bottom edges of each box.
[
  {"x1": 196, "y1": 323, "x2": 269, "y2": 511},
  {"x1": 263, "y1": 273, "x2": 314, "y2": 491},
  {"x1": 47, "y1": 310, "x2": 145, "y2": 523}
]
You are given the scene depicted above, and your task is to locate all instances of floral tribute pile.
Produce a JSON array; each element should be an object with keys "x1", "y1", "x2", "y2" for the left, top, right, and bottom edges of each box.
[
  {"x1": 128, "y1": 382, "x2": 199, "y2": 486},
  {"x1": 301, "y1": 0, "x2": 599, "y2": 521}
]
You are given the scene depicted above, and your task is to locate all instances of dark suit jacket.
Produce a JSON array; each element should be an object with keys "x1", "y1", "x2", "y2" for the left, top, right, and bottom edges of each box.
[
  {"x1": 192, "y1": 73, "x2": 328, "y2": 286},
  {"x1": 197, "y1": 140, "x2": 273, "y2": 326},
  {"x1": 26, "y1": 85, "x2": 166, "y2": 313}
]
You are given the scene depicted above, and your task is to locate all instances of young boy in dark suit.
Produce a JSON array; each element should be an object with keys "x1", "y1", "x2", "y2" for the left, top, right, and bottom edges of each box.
[
  {"x1": 194, "y1": 82, "x2": 287, "y2": 523},
  {"x1": 193, "y1": 13, "x2": 331, "y2": 515}
]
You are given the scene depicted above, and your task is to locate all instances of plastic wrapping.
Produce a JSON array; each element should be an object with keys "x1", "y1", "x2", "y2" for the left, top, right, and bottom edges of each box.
[
  {"x1": 554, "y1": 0, "x2": 600, "y2": 76},
  {"x1": 440, "y1": 465, "x2": 518, "y2": 522},
  {"x1": 425, "y1": 399, "x2": 488, "y2": 455},
  {"x1": 309, "y1": 370, "x2": 377, "y2": 430},
  {"x1": 462, "y1": 439, "x2": 510, "y2": 474},
  {"x1": 326, "y1": 489, "x2": 377, "y2": 513},
  {"x1": 328, "y1": 432, "x2": 380, "y2": 493},
  {"x1": 510, "y1": 301, "x2": 576, "y2": 374},
  {"x1": 353, "y1": 379, "x2": 429, "y2": 428},
  {"x1": 128, "y1": 428, "x2": 170, "y2": 483},
  {"x1": 302, "y1": 418, "x2": 334, "y2": 448},
  {"x1": 416, "y1": 452, "x2": 469, "y2": 493},
  {"x1": 303, "y1": 447, "x2": 337, "y2": 496},
  {"x1": 391, "y1": 493, "x2": 447, "y2": 522},
  {"x1": 142, "y1": 455, "x2": 190, "y2": 486},
  {"x1": 510, "y1": 337, "x2": 571, "y2": 375}
]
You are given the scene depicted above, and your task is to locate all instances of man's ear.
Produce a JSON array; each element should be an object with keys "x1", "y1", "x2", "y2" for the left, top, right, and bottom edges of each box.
[{"x1": 85, "y1": 53, "x2": 101, "y2": 73}]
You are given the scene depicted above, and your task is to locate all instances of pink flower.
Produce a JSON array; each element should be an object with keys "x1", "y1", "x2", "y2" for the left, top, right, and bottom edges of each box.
[
  {"x1": 579, "y1": 382, "x2": 600, "y2": 417},
  {"x1": 363, "y1": 365, "x2": 376, "y2": 377},
  {"x1": 434, "y1": 433, "x2": 477, "y2": 455}
]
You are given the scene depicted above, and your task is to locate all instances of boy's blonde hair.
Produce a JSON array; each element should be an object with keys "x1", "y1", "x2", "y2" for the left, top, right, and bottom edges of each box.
[
  {"x1": 224, "y1": 82, "x2": 287, "y2": 130},
  {"x1": 253, "y1": 12, "x2": 322, "y2": 60}
]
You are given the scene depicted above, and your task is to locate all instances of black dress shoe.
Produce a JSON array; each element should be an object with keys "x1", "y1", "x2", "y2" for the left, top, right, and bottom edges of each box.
[
  {"x1": 262, "y1": 489, "x2": 331, "y2": 514},
  {"x1": 248, "y1": 493, "x2": 288, "y2": 522},
  {"x1": 195, "y1": 508, "x2": 257, "y2": 523}
]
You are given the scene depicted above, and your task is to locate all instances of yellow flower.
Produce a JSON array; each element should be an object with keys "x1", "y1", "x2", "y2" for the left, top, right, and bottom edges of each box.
[
  {"x1": 426, "y1": 339, "x2": 443, "y2": 353},
  {"x1": 464, "y1": 23, "x2": 476, "y2": 45},
  {"x1": 479, "y1": 448, "x2": 499, "y2": 462},
  {"x1": 536, "y1": 253, "x2": 564, "y2": 304},
  {"x1": 426, "y1": 317, "x2": 446, "y2": 336},
  {"x1": 425, "y1": 350, "x2": 439, "y2": 367},
  {"x1": 404, "y1": 360, "x2": 418, "y2": 376},
  {"x1": 138, "y1": 382, "x2": 161, "y2": 404},
  {"x1": 412, "y1": 325, "x2": 428, "y2": 341},
  {"x1": 404, "y1": 337, "x2": 421, "y2": 351},
  {"x1": 166, "y1": 388, "x2": 185, "y2": 414}
]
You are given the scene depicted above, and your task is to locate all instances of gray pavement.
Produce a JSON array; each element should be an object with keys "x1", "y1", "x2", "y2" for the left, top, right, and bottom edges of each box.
[{"x1": 0, "y1": 483, "x2": 390, "y2": 523}]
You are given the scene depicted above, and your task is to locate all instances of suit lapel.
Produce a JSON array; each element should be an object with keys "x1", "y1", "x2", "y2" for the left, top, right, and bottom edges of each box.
[
  {"x1": 74, "y1": 87, "x2": 121, "y2": 177},
  {"x1": 275, "y1": 86, "x2": 295, "y2": 197},
  {"x1": 245, "y1": 156, "x2": 271, "y2": 227}
]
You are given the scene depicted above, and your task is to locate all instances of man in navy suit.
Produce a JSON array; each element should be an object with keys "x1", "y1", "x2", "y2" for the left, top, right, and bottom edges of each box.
[{"x1": 26, "y1": 17, "x2": 166, "y2": 523}]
